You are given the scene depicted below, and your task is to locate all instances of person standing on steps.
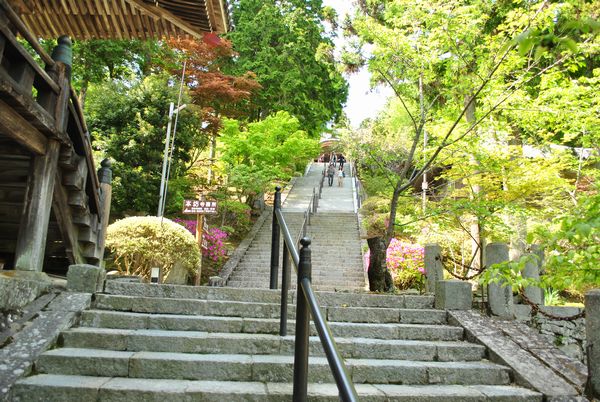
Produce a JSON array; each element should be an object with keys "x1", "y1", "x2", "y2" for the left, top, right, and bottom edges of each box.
[
  {"x1": 337, "y1": 166, "x2": 344, "y2": 187},
  {"x1": 327, "y1": 163, "x2": 336, "y2": 186},
  {"x1": 338, "y1": 155, "x2": 345, "y2": 170}
]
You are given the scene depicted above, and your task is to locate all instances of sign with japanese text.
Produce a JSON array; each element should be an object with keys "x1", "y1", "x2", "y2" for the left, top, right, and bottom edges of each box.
[{"x1": 183, "y1": 199, "x2": 218, "y2": 214}]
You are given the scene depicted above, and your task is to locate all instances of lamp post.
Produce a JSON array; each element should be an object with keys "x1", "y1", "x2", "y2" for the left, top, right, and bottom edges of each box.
[{"x1": 158, "y1": 102, "x2": 186, "y2": 217}]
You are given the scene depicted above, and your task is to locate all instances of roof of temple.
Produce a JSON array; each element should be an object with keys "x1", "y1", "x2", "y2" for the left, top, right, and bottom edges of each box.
[{"x1": 9, "y1": 0, "x2": 230, "y2": 40}]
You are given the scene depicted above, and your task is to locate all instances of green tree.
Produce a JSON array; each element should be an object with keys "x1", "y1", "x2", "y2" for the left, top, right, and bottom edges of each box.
[
  {"x1": 219, "y1": 111, "x2": 319, "y2": 206},
  {"x1": 344, "y1": 0, "x2": 598, "y2": 291},
  {"x1": 86, "y1": 74, "x2": 206, "y2": 216},
  {"x1": 226, "y1": 0, "x2": 348, "y2": 135}
]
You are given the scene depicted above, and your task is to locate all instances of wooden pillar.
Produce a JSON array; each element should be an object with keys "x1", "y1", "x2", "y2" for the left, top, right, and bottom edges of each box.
[
  {"x1": 14, "y1": 140, "x2": 61, "y2": 272},
  {"x1": 95, "y1": 158, "x2": 113, "y2": 265},
  {"x1": 195, "y1": 214, "x2": 204, "y2": 285}
]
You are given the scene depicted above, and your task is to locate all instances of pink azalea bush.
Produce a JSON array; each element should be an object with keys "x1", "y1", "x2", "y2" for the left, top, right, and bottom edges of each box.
[
  {"x1": 202, "y1": 227, "x2": 228, "y2": 263},
  {"x1": 173, "y1": 219, "x2": 228, "y2": 263},
  {"x1": 364, "y1": 239, "x2": 425, "y2": 291},
  {"x1": 173, "y1": 218, "x2": 197, "y2": 234}
]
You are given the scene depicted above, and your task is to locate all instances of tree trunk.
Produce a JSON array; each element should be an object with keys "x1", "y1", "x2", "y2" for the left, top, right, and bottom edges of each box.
[{"x1": 367, "y1": 237, "x2": 394, "y2": 292}]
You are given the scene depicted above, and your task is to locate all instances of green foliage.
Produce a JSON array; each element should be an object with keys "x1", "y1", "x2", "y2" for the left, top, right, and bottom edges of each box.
[
  {"x1": 105, "y1": 216, "x2": 200, "y2": 280},
  {"x1": 532, "y1": 190, "x2": 600, "y2": 289},
  {"x1": 86, "y1": 74, "x2": 207, "y2": 216},
  {"x1": 360, "y1": 197, "x2": 390, "y2": 238},
  {"x1": 216, "y1": 199, "x2": 252, "y2": 239},
  {"x1": 226, "y1": 0, "x2": 348, "y2": 135},
  {"x1": 219, "y1": 111, "x2": 319, "y2": 205}
]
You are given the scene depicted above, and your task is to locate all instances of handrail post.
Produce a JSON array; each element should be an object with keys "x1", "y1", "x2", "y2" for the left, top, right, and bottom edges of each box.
[
  {"x1": 293, "y1": 238, "x2": 312, "y2": 401},
  {"x1": 280, "y1": 241, "x2": 291, "y2": 336},
  {"x1": 270, "y1": 186, "x2": 282, "y2": 289}
]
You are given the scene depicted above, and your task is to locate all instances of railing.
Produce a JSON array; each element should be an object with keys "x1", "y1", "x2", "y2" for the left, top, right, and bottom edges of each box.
[
  {"x1": 350, "y1": 163, "x2": 364, "y2": 212},
  {"x1": 270, "y1": 187, "x2": 358, "y2": 401},
  {"x1": 0, "y1": 1, "x2": 110, "y2": 265}
]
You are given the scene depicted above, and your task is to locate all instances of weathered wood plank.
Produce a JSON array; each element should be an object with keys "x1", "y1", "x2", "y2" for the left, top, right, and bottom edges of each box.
[
  {"x1": 14, "y1": 139, "x2": 60, "y2": 272},
  {"x1": 52, "y1": 169, "x2": 84, "y2": 264},
  {"x1": 0, "y1": 98, "x2": 47, "y2": 155}
]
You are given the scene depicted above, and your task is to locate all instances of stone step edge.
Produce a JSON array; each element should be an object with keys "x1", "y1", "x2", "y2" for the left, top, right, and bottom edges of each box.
[
  {"x1": 37, "y1": 348, "x2": 511, "y2": 385},
  {"x1": 80, "y1": 310, "x2": 464, "y2": 340},
  {"x1": 101, "y1": 282, "x2": 434, "y2": 309},
  {"x1": 12, "y1": 375, "x2": 543, "y2": 401},
  {"x1": 62, "y1": 327, "x2": 481, "y2": 350}
]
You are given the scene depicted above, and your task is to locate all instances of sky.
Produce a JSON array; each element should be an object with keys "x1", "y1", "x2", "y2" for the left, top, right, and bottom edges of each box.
[{"x1": 322, "y1": 0, "x2": 394, "y2": 128}]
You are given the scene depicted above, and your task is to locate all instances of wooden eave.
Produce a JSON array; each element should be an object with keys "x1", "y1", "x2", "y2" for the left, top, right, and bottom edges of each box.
[{"x1": 9, "y1": 0, "x2": 230, "y2": 40}]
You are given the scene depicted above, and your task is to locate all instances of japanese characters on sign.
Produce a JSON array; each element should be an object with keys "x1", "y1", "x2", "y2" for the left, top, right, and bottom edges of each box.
[{"x1": 182, "y1": 199, "x2": 218, "y2": 214}]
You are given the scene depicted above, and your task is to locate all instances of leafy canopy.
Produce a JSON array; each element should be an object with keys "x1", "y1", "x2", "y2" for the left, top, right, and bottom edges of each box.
[{"x1": 226, "y1": 0, "x2": 348, "y2": 135}]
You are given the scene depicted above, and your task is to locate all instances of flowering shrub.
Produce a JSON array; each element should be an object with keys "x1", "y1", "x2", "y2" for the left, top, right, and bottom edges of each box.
[
  {"x1": 364, "y1": 239, "x2": 425, "y2": 291},
  {"x1": 172, "y1": 218, "x2": 196, "y2": 234},
  {"x1": 203, "y1": 227, "x2": 228, "y2": 263}
]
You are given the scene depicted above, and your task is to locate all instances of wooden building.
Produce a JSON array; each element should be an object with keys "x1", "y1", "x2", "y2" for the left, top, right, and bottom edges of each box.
[{"x1": 0, "y1": 0, "x2": 230, "y2": 305}]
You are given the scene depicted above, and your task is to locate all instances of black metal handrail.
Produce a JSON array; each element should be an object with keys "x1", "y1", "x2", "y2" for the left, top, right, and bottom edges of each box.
[{"x1": 270, "y1": 187, "x2": 358, "y2": 402}]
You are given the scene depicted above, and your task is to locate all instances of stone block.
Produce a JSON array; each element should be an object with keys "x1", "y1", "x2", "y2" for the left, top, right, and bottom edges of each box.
[
  {"x1": 0, "y1": 271, "x2": 51, "y2": 310},
  {"x1": 209, "y1": 276, "x2": 224, "y2": 286},
  {"x1": 67, "y1": 264, "x2": 104, "y2": 293},
  {"x1": 585, "y1": 289, "x2": 600, "y2": 399},
  {"x1": 435, "y1": 280, "x2": 472, "y2": 310}
]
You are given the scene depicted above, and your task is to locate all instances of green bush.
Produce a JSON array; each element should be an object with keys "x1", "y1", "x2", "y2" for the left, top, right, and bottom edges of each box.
[{"x1": 105, "y1": 216, "x2": 201, "y2": 281}]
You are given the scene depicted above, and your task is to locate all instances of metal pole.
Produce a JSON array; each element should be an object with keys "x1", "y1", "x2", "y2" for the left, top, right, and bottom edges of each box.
[
  {"x1": 280, "y1": 241, "x2": 290, "y2": 336},
  {"x1": 270, "y1": 187, "x2": 281, "y2": 289},
  {"x1": 293, "y1": 237, "x2": 312, "y2": 402},
  {"x1": 158, "y1": 102, "x2": 174, "y2": 216}
]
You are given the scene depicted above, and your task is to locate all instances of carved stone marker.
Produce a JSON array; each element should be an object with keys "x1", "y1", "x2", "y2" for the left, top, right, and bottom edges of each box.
[{"x1": 424, "y1": 244, "x2": 444, "y2": 294}]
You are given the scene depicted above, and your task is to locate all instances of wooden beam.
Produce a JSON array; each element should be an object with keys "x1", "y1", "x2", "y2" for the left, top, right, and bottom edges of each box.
[
  {"x1": 123, "y1": 0, "x2": 203, "y2": 39},
  {"x1": 0, "y1": 99, "x2": 47, "y2": 155},
  {"x1": 14, "y1": 139, "x2": 60, "y2": 272}
]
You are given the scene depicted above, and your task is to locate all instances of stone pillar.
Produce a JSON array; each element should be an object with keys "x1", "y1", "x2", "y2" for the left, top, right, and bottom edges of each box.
[
  {"x1": 522, "y1": 253, "x2": 543, "y2": 305},
  {"x1": 585, "y1": 289, "x2": 600, "y2": 399},
  {"x1": 486, "y1": 243, "x2": 513, "y2": 319},
  {"x1": 424, "y1": 244, "x2": 443, "y2": 294}
]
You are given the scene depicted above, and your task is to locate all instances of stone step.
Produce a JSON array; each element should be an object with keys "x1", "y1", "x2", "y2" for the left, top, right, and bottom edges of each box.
[
  {"x1": 36, "y1": 349, "x2": 510, "y2": 385},
  {"x1": 81, "y1": 310, "x2": 464, "y2": 340},
  {"x1": 103, "y1": 282, "x2": 434, "y2": 309},
  {"x1": 94, "y1": 295, "x2": 442, "y2": 324},
  {"x1": 11, "y1": 374, "x2": 543, "y2": 401},
  {"x1": 60, "y1": 328, "x2": 485, "y2": 361}
]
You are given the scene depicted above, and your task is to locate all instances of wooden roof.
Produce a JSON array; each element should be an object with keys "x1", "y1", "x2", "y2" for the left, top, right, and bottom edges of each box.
[{"x1": 9, "y1": 0, "x2": 230, "y2": 40}]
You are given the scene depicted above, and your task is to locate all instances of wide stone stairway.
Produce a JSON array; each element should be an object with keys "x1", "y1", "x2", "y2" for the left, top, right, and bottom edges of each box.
[
  {"x1": 10, "y1": 281, "x2": 542, "y2": 400},
  {"x1": 227, "y1": 162, "x2": 365, "y2": 291}
]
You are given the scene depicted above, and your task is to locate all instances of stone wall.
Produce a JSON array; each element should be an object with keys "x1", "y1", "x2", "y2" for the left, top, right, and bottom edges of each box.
[{"x1": 514, "y1": 304, "x2": 587, "y2": 363}]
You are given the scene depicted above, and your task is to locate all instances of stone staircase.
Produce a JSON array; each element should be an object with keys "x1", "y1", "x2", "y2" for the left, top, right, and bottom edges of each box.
[
  {"x1": 10, "y1": 281, "x2": 542, "y2": 400},
  {"x1": 226, "y1": 162, "x2": 365, "y2": 291}
]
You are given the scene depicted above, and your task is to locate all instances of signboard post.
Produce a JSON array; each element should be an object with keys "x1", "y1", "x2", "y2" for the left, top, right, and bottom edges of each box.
[{"x1": 183, "y1": 199, "x2": 218, "y2": 286}]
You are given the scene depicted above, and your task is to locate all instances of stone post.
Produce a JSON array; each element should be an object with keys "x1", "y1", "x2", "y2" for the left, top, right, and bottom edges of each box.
[
  {"x1": 424, "y1": 244, "x2": 443, "y2": 294},
  {"x1": 522, "y1": 253, "x2": 543, "y2": 305},
  {"x1": 486, "y1": 243, "x2": 513, "y2": 319},
  {"x1": 585, "y1": 289, "x2": 600, "y2": 399}
]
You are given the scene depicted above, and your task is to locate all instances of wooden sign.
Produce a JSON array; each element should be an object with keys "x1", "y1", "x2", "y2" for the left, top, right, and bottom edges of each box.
[{"x1": 183, "y1": 199, "x2": 218, "y2": 214}]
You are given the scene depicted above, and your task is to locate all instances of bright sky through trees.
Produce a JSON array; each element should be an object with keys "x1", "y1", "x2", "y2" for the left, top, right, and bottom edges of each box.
[{"x1": 323, "y1": 0, "x2": 393, "y2": 127}]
